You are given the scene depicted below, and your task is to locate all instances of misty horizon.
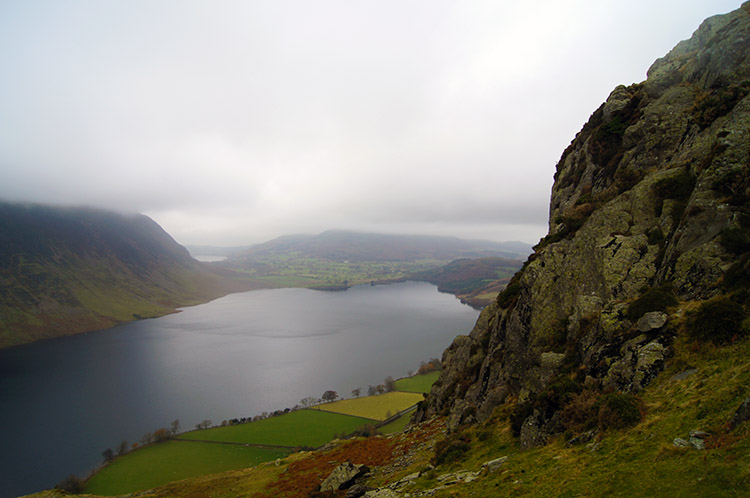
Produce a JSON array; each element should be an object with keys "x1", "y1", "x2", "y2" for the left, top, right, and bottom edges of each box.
[{"x1": 0, "y1": 1, "x2": 740, "y2": 246}]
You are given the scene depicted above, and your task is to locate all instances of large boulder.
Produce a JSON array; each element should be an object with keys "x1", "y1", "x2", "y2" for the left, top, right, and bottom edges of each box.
[{"x1": 320, "y1": 462, "x2": 369, "y2": 492}]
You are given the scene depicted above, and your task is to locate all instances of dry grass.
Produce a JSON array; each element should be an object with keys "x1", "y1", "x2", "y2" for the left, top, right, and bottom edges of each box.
[{"x1": 315, "y1": 391, "x2": 424, "y2": 421}]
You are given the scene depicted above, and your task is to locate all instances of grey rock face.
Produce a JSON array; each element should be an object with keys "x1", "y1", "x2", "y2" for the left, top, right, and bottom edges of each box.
[
  {"x1": 730, "y1": 397, "x2": 750, "y2": 429},
  {"x1": 363, "y1": 489, "x2": 400, "y2": 498},
  {"x1": 320, "y1": 462, "x2": 369, "y2": 492},
  {"x1": 482, "y1": 456, "x2": 508, "y2": 473},
  {"x1": 636, "y1": 312, "x2": 668, "y2": 332},
  {"x1": 345, "y1": 484, "x2": 374, "y2": 498},
  {"x1": 416, "y1": 2, "x2": 750, "y2": 446}
]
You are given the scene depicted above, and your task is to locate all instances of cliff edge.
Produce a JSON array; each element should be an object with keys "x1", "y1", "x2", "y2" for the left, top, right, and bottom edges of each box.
[{"x1": 416, "y1": 2, "x2": 750, "y2": 446}]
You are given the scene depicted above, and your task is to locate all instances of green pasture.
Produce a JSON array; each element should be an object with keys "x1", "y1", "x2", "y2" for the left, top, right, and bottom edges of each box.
[
  {"x1": 228, "y1": 256, "x2": 444, "y2": 288},
  {"x1": 316, "y1": 391, "x2": 423, "y2": 420},
  {"x1": 394, "y1": 371, "x2": 440, "y2": 393},
  {"x1": 84, "y1": 381, "x2": 432, "y2": 494},
  {"x1": 378, "y1": 409, "x2": 415, "y2": 435},
  {"x1": 84, "y1": 440, "x2": 287, "y2": 496},
  {"x1": 178, "y1": 409, "x2": 370, "y2": 448}
]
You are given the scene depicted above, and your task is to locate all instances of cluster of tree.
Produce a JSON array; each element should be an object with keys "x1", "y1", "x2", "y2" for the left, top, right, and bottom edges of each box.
[
  {"x1": 194, "y1": 419, "x2": 212, "y2": 430},
  {"x1": 417, "y1": 358, "x2": 442, "y2": 375},
  {"x1": 300, "y1": 396, "x2": 322, "y2": 407},
  {"x1": 365, "y1": 376, "x2": 397, "y2": 396},
  {"x1": 55, "y1": 474, "x2": 85, "y2": 494},
  {"x1": 100, "y1": 419, "x2": 181, "y2": 464}
]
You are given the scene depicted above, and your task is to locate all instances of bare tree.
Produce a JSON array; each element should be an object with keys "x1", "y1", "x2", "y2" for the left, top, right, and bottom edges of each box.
[
  {"x1": 55, "y1": 475, "x2": 84, "y2": 493},
  {"x1": 384, "y1": 376, "x2": 396, "y2": 392},
  {"x1": 352, "y1": 387, "x2": 362, "y2": 398},
  {"x1": 117, "y1": 440, "x2": 129, "y2": 456},
  {"x1": 195, "y1": 419, "x2": 213, "y2": 430},
  {"x1": 170, "y1": 419, "x2": 180, "y2": 436},
  {"x1": 153, "y1": 428, "x2": 170, "y2": 442},
  {"x1": 300, "y1": 396, "x2": 318, "y2": 407},
  {"x1": 101, "y1": 448, "x2": 114, "y2": 463}
]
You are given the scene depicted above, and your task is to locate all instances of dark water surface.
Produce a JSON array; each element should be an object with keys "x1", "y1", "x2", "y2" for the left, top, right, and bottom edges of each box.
[{"x1": 0, "y1": 282, "x2": 478, "y2": 497}]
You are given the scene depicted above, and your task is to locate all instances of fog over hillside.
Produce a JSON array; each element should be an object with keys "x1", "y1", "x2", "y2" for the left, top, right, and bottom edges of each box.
[{"x1": 0, "y1": 0, "x2": 739, "y2": 246}]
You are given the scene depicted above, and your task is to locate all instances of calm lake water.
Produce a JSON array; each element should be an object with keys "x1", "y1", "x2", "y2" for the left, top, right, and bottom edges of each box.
[{"x1": 0, "y1": 281, "x2": 478, "y2": 497}]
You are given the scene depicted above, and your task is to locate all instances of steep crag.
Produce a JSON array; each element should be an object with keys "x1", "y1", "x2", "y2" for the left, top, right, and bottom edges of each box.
[{"x1": 416, "y1": 3, "x2": 750, "y2": 446}]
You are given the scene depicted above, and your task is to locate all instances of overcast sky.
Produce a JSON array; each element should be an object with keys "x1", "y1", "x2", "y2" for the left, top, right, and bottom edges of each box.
[{"x1": 0, "y1": 1, "x2": 741, "y2": 246}]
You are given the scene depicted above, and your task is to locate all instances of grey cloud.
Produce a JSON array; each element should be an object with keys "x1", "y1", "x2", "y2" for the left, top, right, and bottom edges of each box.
[{"x1": 0, "y1": 0, "x2": 741, "y2": 246}]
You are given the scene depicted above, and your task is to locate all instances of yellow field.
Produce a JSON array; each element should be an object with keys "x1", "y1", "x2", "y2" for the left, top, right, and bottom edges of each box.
[{"x1": 315, "y1": 391, "x2": 423, "y2": 421}]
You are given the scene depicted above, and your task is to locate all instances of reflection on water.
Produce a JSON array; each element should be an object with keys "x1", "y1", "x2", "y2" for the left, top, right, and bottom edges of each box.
[{"x1": 0, "y1": 282, "x2": 478, "y2": 497}]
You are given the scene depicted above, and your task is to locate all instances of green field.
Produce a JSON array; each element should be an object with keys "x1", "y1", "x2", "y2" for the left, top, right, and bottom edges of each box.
[
  {"x1": 178, "y1": 409, "x2": 370, "y2": 448},
  {"x1": 394, "y1": 371, "x2": 440, "y2": 393},
  {"x1": 316, "y1": 391, "x2": 423, "y2": 420},
  {"x1": 228, "y1": 255, "x2": 446, "y2": 289},
  {"x1": 84, "y1": 387, "x2": 427, "y2": 494},
  {"x1": 378, "y1": 409, "x2": 415, "y2": 435},
  {"x1": 84, "y1": 440, "x2": 287, "y2": 495}
]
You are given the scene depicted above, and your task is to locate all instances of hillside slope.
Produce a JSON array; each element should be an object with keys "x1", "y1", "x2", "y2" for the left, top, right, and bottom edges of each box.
[
  {"x1": 225, "y1": 230, "x2": 531, "y2": 263},
  {"x1": 0, "y1": 203, "x2": 251, "y2": 348},
  {"x1": 218, "y1": 230, "x2": 531, "y2": 291},
  {"x1": 416, "y1": 2, "x2": 750, "y2": 443},
  {"x1": 410, "y1": 257, "x2": 522, "y2": 308}
]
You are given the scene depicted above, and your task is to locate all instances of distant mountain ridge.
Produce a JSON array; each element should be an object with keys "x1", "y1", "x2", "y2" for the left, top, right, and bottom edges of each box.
[
  {"x1": 0, "y1": 202, "x2": 250, "y2": 348},
  {"x1": 226, "y1": 230, "x2": 532, "y2": 263}
]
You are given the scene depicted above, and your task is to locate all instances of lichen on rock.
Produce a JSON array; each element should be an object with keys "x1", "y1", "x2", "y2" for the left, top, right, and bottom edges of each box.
[{"x1": 416, "y1": 2, "x2": 750, "y2": 446}]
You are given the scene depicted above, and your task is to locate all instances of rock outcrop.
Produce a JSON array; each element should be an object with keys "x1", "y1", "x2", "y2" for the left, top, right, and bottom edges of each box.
[{"x1": 416, "y1": 2, "x2": 750, "y2": 444}]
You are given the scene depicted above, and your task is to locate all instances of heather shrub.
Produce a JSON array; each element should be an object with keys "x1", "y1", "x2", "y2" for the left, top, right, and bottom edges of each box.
[
  {"x1": 497, "y1": 281, "x2": 521, "y2": 309},
  {"x1": 561, "y1": 389, "x2": 600, "y2": 433},
  {"x1": 433, "y1": 431, "x2": 472, "y2": 466},
  {"x1": 687, "y1": 296, "x2": 745, "y2": 344},
  {"x1": 596, "y1": 393, "x2": 643, "y2": 430},
  {"x1": 626, "y1": 286, "x2": 677, "y2": 321}
]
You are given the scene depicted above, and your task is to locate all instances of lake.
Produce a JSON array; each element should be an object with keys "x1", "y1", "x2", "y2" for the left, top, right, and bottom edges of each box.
[{"x1": 0, "y1": 281, "x2": 479, "y2": 497}]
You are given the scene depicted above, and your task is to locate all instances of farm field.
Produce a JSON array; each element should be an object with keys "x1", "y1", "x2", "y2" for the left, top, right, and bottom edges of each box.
[
  {"x1": 82, "y1": 381, "x2": 433, "y2": 495},
  {"x1": 230, "y1": 256, "x2": 444, "y2": 290},
  {"x1": 178, "y1": 409, "x2": 370, "y2": 448},
  {"x1": 316, "y1": 391, "x2": 423, "y2": 420},
  {"x1": 378, "y1": 409, "x2": 415, "y2": 435},
  {"x1": 394, "y1": 371, "x2": 440, "y2": 393},
  {"x1": 84, "y1": 440, "x2": 287, "y2": 495}
]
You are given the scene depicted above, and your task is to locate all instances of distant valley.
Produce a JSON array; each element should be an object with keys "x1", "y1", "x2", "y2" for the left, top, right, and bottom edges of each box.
[
  {"x1": 0, "y1": 206, "x2": 527, "y2": 348},
  {"x1": 214, "y1": 230, "x2": 529, "y2": 298}
]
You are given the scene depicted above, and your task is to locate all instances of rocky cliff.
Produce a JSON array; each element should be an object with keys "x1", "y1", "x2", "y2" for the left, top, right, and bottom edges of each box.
[
  {"x1": 416, "y1": 2, "x2": 750, "y2": 446},
  {"x1": 0, "y1": 203, "x2": 251, "y2": 348}
]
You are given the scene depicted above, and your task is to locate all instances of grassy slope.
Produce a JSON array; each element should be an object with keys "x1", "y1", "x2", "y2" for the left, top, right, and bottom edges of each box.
[
  {"x1": 316, "y1": 391, "x2": 424, "y2": 420},
  {"x1": 42, "y1": 339, "x2": 750, "y2": 497},
  {"x1": 66, "y1": 373, "x2": 437, "y2": 496},
  {"x1": 0, "y1": 204, "x2": 260, "y2": 348},
  {"x1": 50, "y1": 334, "x2": 749, "y2": 498},
  {"x1": 378, "y1": 410, "x2": 415, "y2": 435},
  {"x1": 407, "y1": 335, "x2": 750, "y2": 497},
  {"x1": 75, "y1": 399, "x2": 397, "y2": 496},
  {"x1": 83, "y1": 441, "x2": 287, "y2": 496},
  {"x1": 178, "y1": 409, "x2": 371, "y2": 448},
  {"x1": 395, "y1": 371, "x2": 441, "y2": 393}
]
